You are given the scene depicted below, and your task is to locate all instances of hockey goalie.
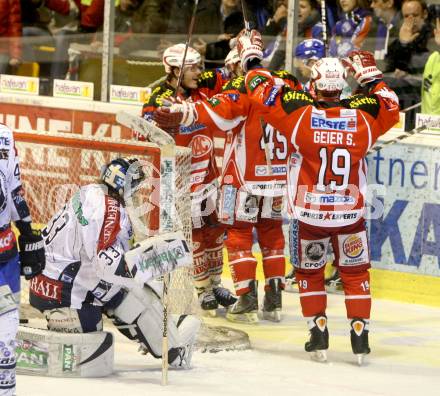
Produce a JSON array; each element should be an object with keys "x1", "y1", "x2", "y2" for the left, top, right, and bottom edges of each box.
[{"x1": 22, "y1": 157, "x2": 200, "y2": 377}]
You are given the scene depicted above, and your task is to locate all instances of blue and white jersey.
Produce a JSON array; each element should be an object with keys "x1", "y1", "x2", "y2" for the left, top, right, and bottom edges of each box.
[
  {"x1": 0, "y1": 124, "x2": 30, "y2": 263},
  {"x1": 30, "y1": 184, "x2": 135, "y2": 310}
]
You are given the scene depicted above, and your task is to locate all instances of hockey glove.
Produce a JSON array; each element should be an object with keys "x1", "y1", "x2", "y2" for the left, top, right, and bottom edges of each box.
[
  {"x1": 18, "y1": 230, "x2": 45, "y2": 280},
  {"x1": 236, "y1": 29, "x2": 264, "y2": 72},
  {"x1": 154, "y1": 99, "x2": 197, "y2": 131},
  {"x1": 342, "y1": 50, "x2": 383, "y2": 87}
]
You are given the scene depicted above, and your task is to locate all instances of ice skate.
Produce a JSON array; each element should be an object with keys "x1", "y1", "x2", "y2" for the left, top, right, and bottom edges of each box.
[
  {"x1": 226, "y1": 281, "x2": 258, "y2": 324},
  {"x1": 213, "y1": 284, "x2": 237, "y2": 307},
  {"x1": 284, "y1": 268, "x2": 299, "y2": 293},
  {"x1": 325, "y1": 269, "x2": 343, "y2": 294},
  {"x1": 305, "y1": 315, "x2": 329, "y2": 363},
  {"x1": 350, "y1": 318, "x2": 370, "y2": 366},
  {"x1": 197, "y1": 287, "x2": 218, "y2": 315},
  {"x1": 262, "y1": 278, "x2": 282, "y2": 322}
]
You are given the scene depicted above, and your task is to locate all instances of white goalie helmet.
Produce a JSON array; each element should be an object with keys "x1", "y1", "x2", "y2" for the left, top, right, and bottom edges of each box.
[
  {"x1": 310, "y1": 57, "x2": 346, "y2": 94},
  {"x1": 162, "y1": 43, "x2": 202, "y2": 74}
]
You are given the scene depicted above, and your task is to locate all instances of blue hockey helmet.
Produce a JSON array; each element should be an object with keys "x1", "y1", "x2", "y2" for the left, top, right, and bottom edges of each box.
[
  {"x1": 101, "y1": 157, "x2": 145, "y2": 198},
  {"x1": 294, "y1": 39, "x2": 325, "y2": 61}
]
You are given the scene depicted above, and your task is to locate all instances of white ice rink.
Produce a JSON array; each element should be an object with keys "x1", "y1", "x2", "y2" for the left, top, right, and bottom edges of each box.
[{"x1": 17, "y1": 287, "x2": 440, "y2": 396}]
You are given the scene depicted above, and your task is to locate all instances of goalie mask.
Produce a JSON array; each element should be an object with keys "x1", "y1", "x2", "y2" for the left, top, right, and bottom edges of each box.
[
  {"x1": 163, "y1": 44, "x2": 202, "y2": 74},
  {"x1": 101, "y1": 158, "x2": 145, "y2": 199},
  {"x1": 310, "y1": 57, "x2": 346, "y2": 100}
]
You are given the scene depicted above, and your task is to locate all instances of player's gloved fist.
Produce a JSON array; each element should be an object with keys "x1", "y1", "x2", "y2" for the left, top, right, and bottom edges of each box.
[
  {"x1": 154, "y1": 99, "x2": 197, "y2": 132},
  {"x1": 344, "y1": 50, "x2": 383, "y2": 86},
  {"x1": 236, "y1": 29, "x2": 264, "y2": 72},
  {"x1": 18, "y1": 230, "x2": 45, "y2": 280},
  {"x1": 153, "y1": 107, "x2": 182, "y2": 135}
]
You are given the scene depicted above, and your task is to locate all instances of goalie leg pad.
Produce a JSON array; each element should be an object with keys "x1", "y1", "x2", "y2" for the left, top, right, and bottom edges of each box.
[
  {"x1": 16, "y1": 326, "x2": 114, "y2": 377},
  {"x1": 111, "y1": 285, "x2": 201, "y2": 366}
]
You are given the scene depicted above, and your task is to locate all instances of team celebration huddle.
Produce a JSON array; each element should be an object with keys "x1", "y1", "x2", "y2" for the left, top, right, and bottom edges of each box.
[{"x1": 0, "y1": 11, "x2": 403, "y2": 395}]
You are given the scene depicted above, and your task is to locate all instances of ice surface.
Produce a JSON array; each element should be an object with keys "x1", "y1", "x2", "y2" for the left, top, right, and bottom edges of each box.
[{"x1": 17, "y1": 285, "x2": 440, "y2": 396}]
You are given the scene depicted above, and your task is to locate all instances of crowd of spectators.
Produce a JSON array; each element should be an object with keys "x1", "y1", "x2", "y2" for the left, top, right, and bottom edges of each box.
[{"x1": 0, "y1": 0, "x2": 439, "y2": 123}]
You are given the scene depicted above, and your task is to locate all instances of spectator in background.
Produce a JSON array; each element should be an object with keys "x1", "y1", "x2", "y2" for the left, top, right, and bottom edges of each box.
[
  {"x1": 0, "y1": 0, "x2": 22, "y2": 74},
  {"x1": 367, "y1": 0, "x2": 402, "y2": 63},
  {"x1": 329, "y1": 0, "x2": 373, "y2": 57},
  {"x1": 20, "y1": 0, "x2": 72, "y2": 91},
  {"x1": 52, "y1": 0, "x2": 104, "y2": 80},
  {"x1": 421, "y1": 17, "x2": 440, "y2": 114},
  {"x1": 385, "y1": 0, "x2": 432, "y2": 77},
  {"x1": 193, "y1": 0, "x2": 243, "y2": 69},
  {"x1": 264, "y1": 0, "x2": 320, "y2": 69},
  {"x1": 167, "y1": 0, "x2": 222, "y2": 35},
  {"x1": 245, "y1": 0, "x2": 271, "y2": 32}
]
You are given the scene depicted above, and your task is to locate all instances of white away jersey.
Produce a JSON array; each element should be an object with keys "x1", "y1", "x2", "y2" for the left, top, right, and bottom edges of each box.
[{"x1": 37, "y1": 184, "x2": 134, "y2": 309}]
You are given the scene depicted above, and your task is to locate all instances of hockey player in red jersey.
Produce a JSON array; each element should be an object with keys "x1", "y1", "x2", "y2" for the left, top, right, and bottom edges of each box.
[
  {"x1": 154, "y1": 36, "x2": 302, "y2": 324},
  {"x1": 240, "y1": 42, "x2": 399, "y2": 363},
  {"x1": 142, "y1": 43, "x2": 236, "y2": 313},
  {"x1": 155, "y1": 32, "x2": 400, "y2": 362}
]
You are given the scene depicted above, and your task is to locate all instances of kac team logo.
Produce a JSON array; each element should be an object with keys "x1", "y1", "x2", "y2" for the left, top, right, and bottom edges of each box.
[
  {"x1": 342, "y1": 234, "x2": 364, "y2": 258},
  {"x1": 190, "y1": 135, "x2": 213, "y2": 158}
]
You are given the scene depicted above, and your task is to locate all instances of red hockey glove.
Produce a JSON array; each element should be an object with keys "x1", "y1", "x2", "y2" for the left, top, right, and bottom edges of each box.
[
  {"x1": 153, "y1": 107, "x2": 182, "y2": 135},
  {"x1": 236, "y1": 29, "x2": 264, "y2": 72},
  {"x1": 343, "y1": 50, "x2": 383, "y2": 87},
  {"x1": 153, "y1": 100, "x2": 197, "y2": 133}
]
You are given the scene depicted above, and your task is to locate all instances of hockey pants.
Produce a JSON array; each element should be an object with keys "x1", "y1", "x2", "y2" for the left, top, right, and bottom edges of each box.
[
  {"x1": 192, "y1": 225, "x2": 225, "y2": 291},
  {"x1": 289, "y1": 219, "x2": 371, "y2": 319},
  {"x1": 226, "y1": 218, "x2": 285, "y2": 295}
]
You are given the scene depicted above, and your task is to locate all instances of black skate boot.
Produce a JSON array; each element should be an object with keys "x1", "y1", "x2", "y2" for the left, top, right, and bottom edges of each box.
[
  {"x1": 262, "y1": 278, "x2": 282, "y2": 322},
  {"x1": 305, "y1": 315, "x2": 329, "y2": 362},
  {"x1": 226, "y1": 280, "x2": 258, "y2": 324},
  {"x1": 350, "y1": 318, "x2": 370, "y2": 366},
  {"x1": 213, "y1": 285, "x2": 237, "y2": 307},
  {"x1": 325, "y1": 269, "x2": 343, "y2": 294},
  {"x1": 284, "y1": 268, "x2": 299, "y2": 293},
  {"x1": 197, "y1": 287, "x2": 219, "y2": 313}
]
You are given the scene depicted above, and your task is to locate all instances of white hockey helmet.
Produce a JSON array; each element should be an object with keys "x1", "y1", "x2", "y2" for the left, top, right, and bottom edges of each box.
[
  {"x1": 101, "y1": 157, "x2": 145, "y2": 198},
  {"x1": 162, "y1": 43, "x2": 202, "y2": 74},
  {"x1": 310, "y1": 57, "x2": 346, "y2": 95},
  {"x1": 225, "y1": 47, "x2": 240, "y2": 66}
]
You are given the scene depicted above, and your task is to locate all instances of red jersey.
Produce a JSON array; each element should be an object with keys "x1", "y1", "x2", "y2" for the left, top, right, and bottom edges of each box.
[
  {"x1": 240, "y1": 69, "x2": 399, "y2": 227},
  {"x1": 142, "y1": 70, "x2": 226, "y2": 194},
  {"x1": 195, "y1": 69, "x2": 302, "y2": 196}
]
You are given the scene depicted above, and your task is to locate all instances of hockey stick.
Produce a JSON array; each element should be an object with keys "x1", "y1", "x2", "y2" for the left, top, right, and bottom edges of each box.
[
  {"x1": 320, "y1": 0, "x2": 328, "y2": 56},
  {"x1": 116, "y1": 111, "x2": 175, "y2": 146},
  {"x1": 367, "y1": 124, "x2": 428, "y2": 154},
  {"x1": 240, "y1": 0, "x2": 251, "y2": 31},
  {"x1": 174, "y1": 0, "x2": 200, "y2": 97}
]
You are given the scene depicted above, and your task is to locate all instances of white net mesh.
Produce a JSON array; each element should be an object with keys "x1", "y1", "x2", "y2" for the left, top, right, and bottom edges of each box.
[{"x1": 15, "y1": 130, "x2": 196, "y2": 316}]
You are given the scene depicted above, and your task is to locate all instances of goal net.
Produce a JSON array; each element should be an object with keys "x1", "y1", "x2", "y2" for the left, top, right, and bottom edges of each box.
[{"x1": 15, "y1": 130, "x2": 195, "y2": 316}]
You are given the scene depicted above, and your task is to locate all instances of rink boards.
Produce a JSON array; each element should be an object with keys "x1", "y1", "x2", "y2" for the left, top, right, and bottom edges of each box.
[{"x1": 0, "y1": 93, "x2": 439, "y2": 307}]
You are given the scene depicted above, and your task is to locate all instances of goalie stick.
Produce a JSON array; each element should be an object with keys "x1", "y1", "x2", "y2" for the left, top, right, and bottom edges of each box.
[{"x1": 116, "y1": 111, "x2": 175, "y2": 146}]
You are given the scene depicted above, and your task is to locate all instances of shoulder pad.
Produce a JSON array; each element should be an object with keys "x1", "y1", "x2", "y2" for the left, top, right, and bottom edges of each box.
[
  {"x1": 280, "y1": 87, "x2": 314, "y2": 114},
  {"x1": 198, "y1": 70, "x2": 218, "y2": 90},
  {"x1": 343, "y1": 94, "x2": 380, "y2": 118},
  {"x1": 222, "y1": 76, "x2": 246, "y2": 94}
]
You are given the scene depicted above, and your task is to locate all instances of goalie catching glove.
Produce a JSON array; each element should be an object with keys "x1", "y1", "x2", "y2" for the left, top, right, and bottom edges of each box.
[
  {"x1": 342, "y1": 50, "x2": 383, "y2": 87},
  {"x1": 18, "y1": 230, "x2": 45, "y2": 280},
  {"x1": 153, "y1": 98, "x2": 197, "y2": 133},
  {"x1": 236, "y1": 29, "x2": 264, "y2": 72}
]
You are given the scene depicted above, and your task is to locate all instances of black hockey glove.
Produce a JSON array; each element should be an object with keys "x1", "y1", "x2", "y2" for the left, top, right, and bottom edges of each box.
[{"x1": 18, "y1": 231, "x2": 45, "y2": 280}]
